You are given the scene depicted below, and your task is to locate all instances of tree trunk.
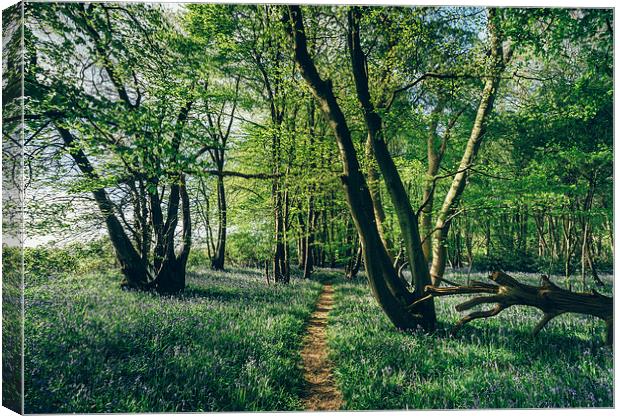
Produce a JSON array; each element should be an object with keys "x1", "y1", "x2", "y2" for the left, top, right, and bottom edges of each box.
[
  {"x1": 56, "y1": 126, "x2": 150, "y2": 289},
  {"x1": 303, "y1": 100, "x2": 317, "y2": 278},
  {"x1": 284, "y1": 186, "x2": 292, "y2": 275},
  {"x1": 287, "y1": 5, "x2": 435, "y2": 331},
  {"x1": 272, "y1": 143, "x2": 289, "y2": 282},
  {"x1": 580, "y1": 173, "x2": 604, "y2": 288},
  {"x1": 485, "y1": 216, "x2": 491, "y2": 258},
  {"x1": 346, "y1": 242, "x2": 363, "y2": 280},
  {"x1": 430, "y1": 9, "x2": 508, "y2": 286},
  {"x1": 347, "y1": 8, "x2": 435, "y2": 326},
  {"x1": 562, "y1": 213, "x2": 576, "y2": 288},
  {"x1": 365, "y1": 134, "x2": 393, "y2": 258},
  {"x1": 211, "y1": 174, "x2": 226, "y2": 270},
  {"x1": 421, "y1": 103, "x2": 444, "y2": 262},
  {"x1": 534, "y1": 212, "x2": 547, "y2": 258},
  {"x1": 419, "y1": 271, "x2": 613, "y2": 345},
  {"x1": 274, "y1": 205, "x2": 289, "y2": 282},
  {"x1": 304, "y1": 194, "x2": 316, "y2": 278}
]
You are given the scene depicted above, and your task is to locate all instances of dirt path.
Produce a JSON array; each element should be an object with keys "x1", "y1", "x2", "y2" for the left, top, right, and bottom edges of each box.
[{"x1": 300, "y1": 283, "x2": 343, "y2": 411}]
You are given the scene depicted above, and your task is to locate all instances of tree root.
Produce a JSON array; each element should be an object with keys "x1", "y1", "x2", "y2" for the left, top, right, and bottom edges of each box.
[{"x1": 416, "y1": 271, "x2": 613, "y2": 344}]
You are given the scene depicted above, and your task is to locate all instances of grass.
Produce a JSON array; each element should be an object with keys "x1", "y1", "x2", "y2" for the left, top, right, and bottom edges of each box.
[
  {"x1": 24, "y1": 266, "x2": 322, "y2": 413},
  {"x1": 327, "y1": 271, "x2": 613, "y2": 409},
  {"x1": 3, "y1": 247, "x2": 23, "y2": 413},
  {"x1": 23, "y1": 258, "x2": 613, "y2": 412}
]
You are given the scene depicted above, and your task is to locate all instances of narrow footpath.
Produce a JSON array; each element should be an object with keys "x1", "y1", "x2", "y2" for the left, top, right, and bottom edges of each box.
[{"x1": 300, "y1": 283, "x2": 343, "y2": 411}]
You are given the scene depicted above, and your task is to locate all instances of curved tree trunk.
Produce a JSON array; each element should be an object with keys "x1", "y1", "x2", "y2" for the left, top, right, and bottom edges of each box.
[
  {"x1": 287, "y1": 5, "x2": 435, "y2": 331},
  {"x1": 365, "y1": 135, "x2": 393, "y2": 259},
  {"x1": 430, "y1": 8, "x2": 509, "y2": 286},
  {"x1": 418, "y1": 271, "x2": 613, "y2": 345},
  {"x1": 56, "y1": 126, "x2": 150, "y2": 290},
  {"x1": 347, "y1": 7, "x2": 435, "y2": 324}
]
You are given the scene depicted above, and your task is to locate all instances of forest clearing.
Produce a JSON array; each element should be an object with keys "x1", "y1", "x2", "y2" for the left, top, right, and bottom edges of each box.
[
  {"x1": 2, "y1": 2, "x2": 613, "y2": 413},
  {"x1": 17, "y1": 255, "x2": 615, "y2": 412}
]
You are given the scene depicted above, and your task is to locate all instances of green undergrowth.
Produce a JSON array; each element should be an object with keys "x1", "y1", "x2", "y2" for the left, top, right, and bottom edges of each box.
[
  {"x1": 327, "y1": 272, "x2": 613, "y2": 410},
  {"x1": 22, "y1": 261, "x2": 614, "y2": 412},
  {"x1": 24, "y1": 266, "x2": 322, "y2": 413}
]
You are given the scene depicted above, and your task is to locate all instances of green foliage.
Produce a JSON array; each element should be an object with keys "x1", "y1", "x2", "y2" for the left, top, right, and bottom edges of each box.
[
  {"x1": 2, "y1": 247, "x2": 23, "y2": 413},
  {"x1": 226, "y1": 229, "x2": 272, "y2": 267},
  {"x1": 24, "y1": 241, "x2": 116, "y2": 286},
  {"x1": 14, "y1": 4, "x2": 615, "y2": 410}
]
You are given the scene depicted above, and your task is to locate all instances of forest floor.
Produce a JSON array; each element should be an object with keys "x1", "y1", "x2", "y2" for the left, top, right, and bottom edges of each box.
[
  {"x1": 299, "y1": 282, "x2": 343, "y2": 410},
  {"x1": 24, "y1": 265, "x2": 613, "y2": 412}
]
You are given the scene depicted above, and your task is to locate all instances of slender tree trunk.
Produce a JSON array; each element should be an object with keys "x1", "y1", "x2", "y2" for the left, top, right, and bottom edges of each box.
[
  {"x1": 604, "y1": 215, "x2": 613, "y2": 257},
  {"x1": 329, "y1": 191, "x2": 337, "y2": 267},
  {"x1": 430, "y1": 9, "x2": 508, "y2": 285},
  {"x1": 273, "y1": 201, "x2": 289, "y2": 282},
  {"x1": 366, "y1": 135, "x2": 393, "y2": 258},
  {"x1": 297, "y1": 199, "x2": 307, "y2": 269},
  {"x1": 580, "y1": 173, "x2": 604, "y2": 287},
  {"x1": 303, "y1": 100, "x2": 317, "y2": 278},
  {"x1": 464, "y1": 215, "x2": 474, "y2": 282},
  {"x1": 346, "y1": 241, "x2": 363, "y2": 280},
  {"x1": 549, "y1": 215, "x2": 560, "y2": 261},
  {"x1": 272, "y1": 131, "x2": 289, "y2": 282},
  {"x1": 421, "y1": 104, "x2": 444, "y2": 262},
  {"x1": 304, "y1": 194, "x2": 316, "y2": 278},
  {"x1": 534, "y1": 212, "x2": 547, "y2": 258},
  {"x1": 562, "y1": 213, "x2": 576, "y2": 288},
  {"x1": 211, "y1": 174, "x2": 226, "y2": 270},
  {"x1": 485, "y1": 216, "x2": 491, "y2": 258},
  {"x1": 283, "y1": 185, "x2": 291, "y2": 276}
]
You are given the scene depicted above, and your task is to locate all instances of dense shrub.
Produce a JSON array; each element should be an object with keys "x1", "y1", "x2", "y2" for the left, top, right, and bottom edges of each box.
[
  {"x1": 24, "y1": 240, "x2": 116, "y2": 285},
  {"x1": 226, "y1": 230, "x2": 271, "y2": 268},
  {"x1": 186, "y1": 248, "x2": 211, "y2": 269}
]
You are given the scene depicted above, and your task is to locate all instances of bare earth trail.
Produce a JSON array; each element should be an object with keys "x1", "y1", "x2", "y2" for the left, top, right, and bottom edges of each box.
[{"x1": 300, "y1": 283, "x2": 343, "y2": 411}]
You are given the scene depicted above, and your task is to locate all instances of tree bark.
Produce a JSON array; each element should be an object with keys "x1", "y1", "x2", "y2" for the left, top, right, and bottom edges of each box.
[
  {"x1": 154, "y1": 175, "x2": 192, "y2": 294},
  {"x1": 421, "y1": 103, "x2": 444, "y2": 262},
  {"x1": 286, "y1": 5, "x2": 435, "y2": 331},
  {"x1": 56, "y1": 126, "x2": 150, "y2": 290},
  {"x1": 418, "y1": 271, "x2": 613, "y2": 345},
  {"x1": 430, "y1": 8, "x2": 508, "y2": 286},
  {"x1": 346, "y1": 242, "x2": 363, "y2": 280},
  {"x1": 211, "y1": 174, "x2": 227, "y2": 270},
  {"x1": 365, "y1": 135, "x2": 393, "y2": 258},
  {"x1": 580, "y1": 173, "x2": 604, "y2": 287},
  {"x1": 347, "y1": 8, "x2": 435, "y2": 325}
]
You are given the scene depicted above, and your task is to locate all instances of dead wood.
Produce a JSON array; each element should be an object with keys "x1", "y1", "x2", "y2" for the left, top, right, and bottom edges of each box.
[{"x1": 411, "y1": 271, "x2": 613, "y2": 344}]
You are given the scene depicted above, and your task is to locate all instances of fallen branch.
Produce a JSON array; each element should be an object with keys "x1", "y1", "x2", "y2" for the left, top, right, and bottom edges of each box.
[{"x1": 418, "y1": 271, "x2": 613, "y2": 344}]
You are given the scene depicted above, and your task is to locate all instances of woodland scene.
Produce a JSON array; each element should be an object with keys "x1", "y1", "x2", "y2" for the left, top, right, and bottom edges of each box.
[{"x1": 2, "y1": 2, "x2": 613, "y2": 412}]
